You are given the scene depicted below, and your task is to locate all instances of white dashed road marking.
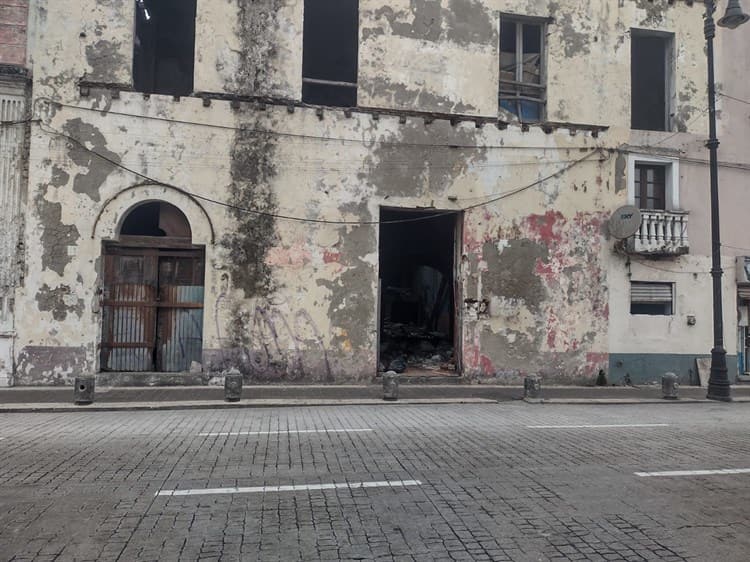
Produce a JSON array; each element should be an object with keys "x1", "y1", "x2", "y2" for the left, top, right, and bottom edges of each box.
[
  {"x1": 198, "y1": 428, "x2": 374, "y2": 437},
  {"x1": 528, "y1": 424, "x2": 670, "y2": 429},
  {"x1": 156, "y1": 479, "x2": 423, "y2": 497},
  {"x1": 635, "y1": 468, "x2": 750, "y2": 478}
]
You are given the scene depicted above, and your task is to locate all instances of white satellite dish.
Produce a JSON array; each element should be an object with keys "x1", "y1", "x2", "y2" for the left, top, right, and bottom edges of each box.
[{"x1": 608, "y1": 205, "x2": 642, "y2": 239}]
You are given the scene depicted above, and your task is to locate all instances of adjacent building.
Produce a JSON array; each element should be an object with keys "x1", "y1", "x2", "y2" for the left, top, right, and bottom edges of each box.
[{"x1": 1, "y1": 0, "x2": 749, "y2": 386}]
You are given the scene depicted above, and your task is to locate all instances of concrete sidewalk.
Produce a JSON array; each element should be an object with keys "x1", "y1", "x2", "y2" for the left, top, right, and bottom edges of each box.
[{"x1": 0, "y1": 383, "x2": 749, "y2": 412}]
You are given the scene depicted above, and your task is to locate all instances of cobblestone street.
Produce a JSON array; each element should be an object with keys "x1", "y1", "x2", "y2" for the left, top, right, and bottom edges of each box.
[{"x1": 1, "y1": 403, "x2": 750, "y2": 561}]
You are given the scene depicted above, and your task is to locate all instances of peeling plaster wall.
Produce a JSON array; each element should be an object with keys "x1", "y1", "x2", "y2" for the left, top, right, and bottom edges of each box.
[
  {"x1": 194, "y1": 0, "x2": 303, "y2": 99},
  {"x1": 359, "y1": 0, "x2": 499, "y2": 115},
  {"x1": 16, "y1": 0, "x2": 733, "y2": 385}
]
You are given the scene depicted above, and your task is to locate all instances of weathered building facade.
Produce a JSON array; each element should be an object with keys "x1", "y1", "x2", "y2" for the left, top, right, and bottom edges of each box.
[{"x1": 1, "y1": 0, "x2": 749, "y2": 386}]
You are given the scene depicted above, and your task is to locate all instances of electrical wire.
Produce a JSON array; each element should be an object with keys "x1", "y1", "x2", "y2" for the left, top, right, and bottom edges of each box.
[
  {"x1": 36, "y1": 97, "x2": 605, "y2": 151},
  {"x1": 38, "y1": 120, "x2": 606, "y2": 226},
  {"x1": 718, "y1": 92, "x2": 750, "y2": 106},
  {"x1": 629, "y1": 259, "x2": 706, "y2": 275},
  {"x1": 0, "y1": 118, "x2": 38, "y2": 127}
]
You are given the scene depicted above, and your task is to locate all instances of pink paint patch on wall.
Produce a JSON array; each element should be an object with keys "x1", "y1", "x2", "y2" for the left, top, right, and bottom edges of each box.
[{"x1": 265, "y1": 245, "x2": 312, "y2": 268}]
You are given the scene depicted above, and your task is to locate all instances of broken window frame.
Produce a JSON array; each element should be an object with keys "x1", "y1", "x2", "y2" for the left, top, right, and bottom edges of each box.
[
  {"x1": 630, "y1": 29, "x2": 676, "y2": 132},
  {"x1": 630, "y1": 281, "x2": 674, "y2": 316},
  {"x1": 498, "y1": 14, "x2": 547, "y2": 122},
  {"x1": 302, "y1": 0, "x2": 359, "y2": 107}
]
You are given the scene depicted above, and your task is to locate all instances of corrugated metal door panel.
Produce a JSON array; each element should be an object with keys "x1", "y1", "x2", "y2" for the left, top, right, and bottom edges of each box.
[
  {"x1": 631, "y1": 282, "x2": 673, "y2": 303},
  {"x1": 156, "y1": 256, "x2": 205, "y2": 372},
  {"x1": 100, "y1": 252, "x2": 158, "y2": 371},
  {"x1": 158, "y1": 286, "x2": 204, "y2": 372}
]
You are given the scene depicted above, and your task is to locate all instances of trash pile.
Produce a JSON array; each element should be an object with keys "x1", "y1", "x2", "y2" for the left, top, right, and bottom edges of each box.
[{"x1": 379, "y1": 321, "x2": 455, "y2": 374}]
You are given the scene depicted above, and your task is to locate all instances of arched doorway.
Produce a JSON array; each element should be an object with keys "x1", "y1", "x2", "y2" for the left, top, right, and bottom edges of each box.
[{"x1": 100, "y1": 202, "x2": 206, "y2": 372}]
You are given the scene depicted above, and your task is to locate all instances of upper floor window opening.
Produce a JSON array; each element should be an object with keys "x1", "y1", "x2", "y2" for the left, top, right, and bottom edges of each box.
[
  {"x1": 631, "y1": 30, "x2": 674, "y2": 132},
  {"x1": 133, "y1": 0, "x2": 197, "y2": 96},
  {"x1": 302, "y1": 0, "x2": 359, "y2": 107},
  {"x1": 499, "y1": 16, "x2": 546, "y2": 122}
]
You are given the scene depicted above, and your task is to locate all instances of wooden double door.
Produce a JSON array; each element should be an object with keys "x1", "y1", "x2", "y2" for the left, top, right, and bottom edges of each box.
[{"x1": 100, "y1": 244, "x2": 205, "y2": 372}]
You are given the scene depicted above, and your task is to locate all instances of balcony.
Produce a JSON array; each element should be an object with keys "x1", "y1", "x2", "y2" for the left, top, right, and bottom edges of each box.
[{"x1": 627, "y1": 210, "x2": 689, "y2": 256}]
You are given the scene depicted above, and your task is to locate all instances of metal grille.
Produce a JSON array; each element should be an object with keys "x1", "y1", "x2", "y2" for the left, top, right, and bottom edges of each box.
[
  {"x1": 0, "y1": 90, "x2": 25, "y2": 294},
  {"x1": 101, "y1": 246, "x2": 205, "y2": 372}
]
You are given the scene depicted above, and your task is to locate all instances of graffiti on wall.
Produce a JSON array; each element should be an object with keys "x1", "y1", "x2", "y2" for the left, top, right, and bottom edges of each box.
[{"x1": 210, "y1": 279, "x2": 333, "y2": 381}]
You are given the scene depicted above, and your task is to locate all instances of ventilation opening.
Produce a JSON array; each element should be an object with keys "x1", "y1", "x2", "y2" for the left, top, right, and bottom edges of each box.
[
  {"x1": 378, "y1": 208, "x2": 459, "y2": 376},
  {"x1": 120, "y1": 202, "x2": 192, "y2": 239},
  {"x1": 133, "y1": 0, "x2": 197, "y2": 96},
  {"x1": 302, "y1": 0, "x2": 359, "y2": 107}
]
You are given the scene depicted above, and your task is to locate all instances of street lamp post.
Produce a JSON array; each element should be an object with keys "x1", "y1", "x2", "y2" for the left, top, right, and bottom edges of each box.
[{"x1": 704, "y1": 0, "x2": 749, "y2": 402}]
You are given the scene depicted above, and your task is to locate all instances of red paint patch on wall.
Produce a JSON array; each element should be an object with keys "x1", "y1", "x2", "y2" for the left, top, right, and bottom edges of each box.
[
  {"x1": 479, "y1": 354, "x2": 493, "y2": 374},
  {"x1": 523, "y1": 211, "x2": 564, "y2": 244},
  {"x1": 323, "y1": 250, "x2": 340, "y2": 264},
  {"x1": 586, "y1": 352, "x2": 609, "y2": 372}
]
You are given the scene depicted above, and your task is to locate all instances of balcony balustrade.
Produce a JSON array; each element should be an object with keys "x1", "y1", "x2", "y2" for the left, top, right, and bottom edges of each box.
[{"x1": 627, "y1": 210, "x2": 689, "y2": 256}]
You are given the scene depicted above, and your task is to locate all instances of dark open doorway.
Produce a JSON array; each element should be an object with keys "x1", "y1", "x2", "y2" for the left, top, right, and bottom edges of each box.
[{"x1": 378, "y1": 208, "x2": 460, "y2": 376}]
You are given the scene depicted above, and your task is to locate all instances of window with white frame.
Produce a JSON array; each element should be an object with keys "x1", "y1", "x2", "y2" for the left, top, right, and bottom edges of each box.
[
  {"x1": 627, "y1": 153, "x2": 680, "y2": 211},
  {"x1": 499, "y1": 16, "x2": 546, "y2": 121},
  {"x1": 630, "y1": 281, "x2": 674, "y2": 315}
]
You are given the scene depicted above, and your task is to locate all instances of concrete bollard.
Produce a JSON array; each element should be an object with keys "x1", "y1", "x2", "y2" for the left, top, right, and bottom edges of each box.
[
  {"x1": 383, "y1": 371, "x2": 399, "y2": 401},
  {"x1": 662, "y1": 372, "x2": 679, "y2": 400},
  {"x1": 74, "y1": 376, "x2": 95, "y2": 405},
  {"x1": 223, "y1": 368, "x2": 243, "y2": 402},
  {"x1": 524, "y1": 375, "x2": 541, "y2": 399}
]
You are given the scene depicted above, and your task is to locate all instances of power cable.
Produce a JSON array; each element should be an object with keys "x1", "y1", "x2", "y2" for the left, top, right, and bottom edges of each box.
[
  {"x1": 718, "y1": 92, "x2": 750, "y2": 105},
  {"x1": 38, "y1": 120, "x2": 606, "y2": 226},
  {"x1": 36, "y1": 96, "x2": 606, "y2": 151}
]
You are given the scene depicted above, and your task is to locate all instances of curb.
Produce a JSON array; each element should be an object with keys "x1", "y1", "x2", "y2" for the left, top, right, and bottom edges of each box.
[
  {"x1": 0, "y1": 397, "x2": 498, "y2": 413},
  {"x1": 524, "y1": 397, "x2": 750, "y2": 404}
]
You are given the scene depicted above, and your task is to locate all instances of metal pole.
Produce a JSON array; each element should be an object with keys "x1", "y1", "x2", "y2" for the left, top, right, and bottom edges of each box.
[{"x1": 704, "y1": 0, "x2": 732, "y2": 401}]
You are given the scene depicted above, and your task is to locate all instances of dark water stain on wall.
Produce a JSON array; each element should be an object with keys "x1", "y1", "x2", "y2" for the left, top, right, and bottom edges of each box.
[
  {"x1": 374, "y1": 0, "x2": 494, "y2": 46},
  {"x1": 36, "y1": 284, "x2": 85, "y2": 321},
  {"x1": 85, "y1": 39, "x2": 128, "y2": 83},
  {"x1": 62, "y1": 118, "x2": 120, "y2": 202},
  {"x1": 316, "y1": 223, "x2": 377, "y2": 351},
  {"x1": 232, "y1": 0, "x2": 285, "y2": 96},
  {"x1": 363, "y1": 121, "x2": 487, "y2": 198},
  {"x1": 220, "y1": 127, "x2": 278, "y2": 299},
  {"x1": 634, "y1": 0, "x2": 669, "y2": 27},
  {"x1": 35, "y1": 192, "x2": 80, "y2": 276},
  {"x1": 481, "y1": 239, "x2": 549, "y2": 311},
  {"x1": 360, "y1": 77, "x2": 480, "y2": 114},
  {"x1": 15, "y1": 345, "x2": 89, "y2": 385}
]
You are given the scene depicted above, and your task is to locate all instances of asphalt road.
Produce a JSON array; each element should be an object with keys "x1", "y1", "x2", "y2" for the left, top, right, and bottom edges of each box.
[{"x1": 1, "y1": 403, "x2": 749, "y2": 561}]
